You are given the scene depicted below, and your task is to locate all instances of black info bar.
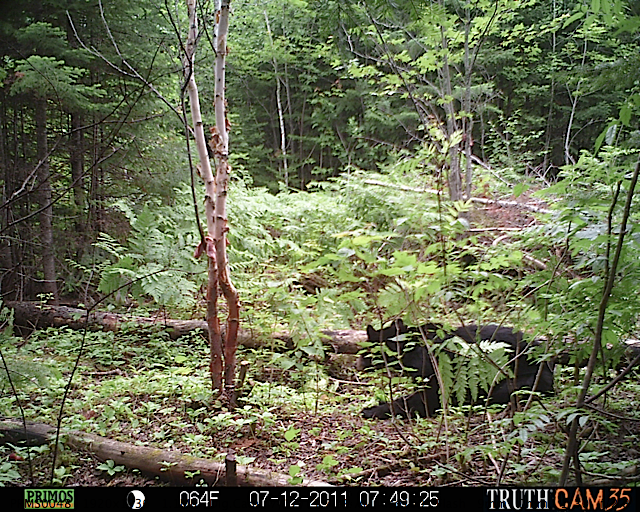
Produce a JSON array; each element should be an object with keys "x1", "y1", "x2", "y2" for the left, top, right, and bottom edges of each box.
[{"x1": 5, "y1": 486, "x2": 637, "y2": 511}]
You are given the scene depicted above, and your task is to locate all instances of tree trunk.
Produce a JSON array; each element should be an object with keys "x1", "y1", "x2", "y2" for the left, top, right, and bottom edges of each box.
[
  {"x1": 212, "y1": 0, "x2": 241, "y2": 401},
  {"x1": 439, "y1": 31, "x2": 461, "y2": 201},
  {"x1": 34, "y1": 96, "x2": 58, "y2": 304},
  {"x1": 11, "y1": 301, "x2": 639, "y2": 365},
  {"x1": 564, "y1": 38, "x2": 588, "y2": 167},
  {"x1": 264, "y1": 10, "x2": 288, "y2": 187},
  {"x1": 1, "y1": 100, "x2": 28, "y2": 301},
  {"x1": 462, "y1": 12, "x2": 474, "y2": 200},
  {"x1": 69, "y1": 112, "x2": 85, "y2": 233},
  {"x1": 184, "y1": 0, "x2": 220, "y2": 392},
  {"x1": 0, "y1": 89, "x2": 15, "y2": 298},
  {"x1": 89, "y1": 112, "x2": 102, "y2": 234},
  {"x1": 184, "y1": 0, "x2": 240, "y2": 400},
  {"x1": 542, "y1": 0, "x2": 557, "y2": 173}
]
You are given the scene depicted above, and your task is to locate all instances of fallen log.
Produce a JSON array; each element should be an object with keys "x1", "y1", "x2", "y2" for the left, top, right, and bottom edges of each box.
[
  {"x1": 0, "y1": 418, "x2": 330, "y2": 487},
  {"x1": 5, "y1": 302, "x2": 365, "y2": 354},
  {"x1": 363, "y1": 179, "x2": 553, "y2": 214},
  {"x1": 6, "y1": 302, "x2": 638, "y2": 363}
]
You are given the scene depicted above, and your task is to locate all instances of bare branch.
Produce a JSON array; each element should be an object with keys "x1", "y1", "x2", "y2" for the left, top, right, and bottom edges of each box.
[{"x1": 66, "y1": 7, "x2": 183, "y2": 122}]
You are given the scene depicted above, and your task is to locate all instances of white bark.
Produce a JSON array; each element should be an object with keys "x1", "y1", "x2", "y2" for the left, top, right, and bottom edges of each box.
[
  {"x1": 264, "y1": 10, "x2": 289, "y2": 187},
  {"x1": 184, "y1": 0, "x2": 240, "y2": 395},
  {"x1": 184, "y1": 0, "x2": 216, "y2": 238},
  {"x1": 212, "y1": 0, "x2": 240, "y2": 397}
]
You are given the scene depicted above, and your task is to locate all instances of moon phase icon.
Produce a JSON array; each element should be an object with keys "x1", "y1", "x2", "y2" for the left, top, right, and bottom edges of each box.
[{"x1": 128, "y1": 490, "x2": 146, "y2": 509}]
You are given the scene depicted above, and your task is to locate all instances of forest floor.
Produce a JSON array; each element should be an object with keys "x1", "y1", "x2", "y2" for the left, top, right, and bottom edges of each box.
[
  {"x1": 6, "y1": 320, "x2": 640, "y2": 489},
  {"x1": 11, "y1": 363, "x2": 640, "y2": 488},
  {"x1": 4, "y1": 200, "x2": 640, "y2": 487}
]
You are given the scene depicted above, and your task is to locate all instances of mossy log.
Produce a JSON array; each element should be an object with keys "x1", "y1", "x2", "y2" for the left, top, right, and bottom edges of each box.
[
  {"x1": 6, "y1": 301, "x2": 365, "y2": 354},
  {"x1": 0, "y1": 418, "x2": 330, "y2": 486}
]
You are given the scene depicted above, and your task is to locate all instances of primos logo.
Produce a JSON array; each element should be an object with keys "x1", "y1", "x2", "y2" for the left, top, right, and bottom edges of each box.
[{"x1": 24, "y1": 489, "x2": 75, "y2": 509}]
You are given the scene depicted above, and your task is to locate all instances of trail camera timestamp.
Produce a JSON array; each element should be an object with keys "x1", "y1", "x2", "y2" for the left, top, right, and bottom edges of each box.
[
  {"x1": 247, "y1": 489, "x2": 440, "y2": 508},
  {"x1": 359, "y1": 490, "x2": 439, "y2": 508},
  {"x1": 248, "y1": 490, "x2": 348, "y2": 508}
]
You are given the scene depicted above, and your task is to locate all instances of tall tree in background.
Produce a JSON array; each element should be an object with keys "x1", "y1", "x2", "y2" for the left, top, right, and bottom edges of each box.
[
  {"x1": 1, "y1": 0, "x2": 637, "y2": 310},
  {"x1": 185, "y1": 0, "x2": 240, "y2": 397},
  {"x1": 34, "y1": 93, "x2": 57, "y2": 303},
  {"x1": 355, "y1": 0, "x2": 509, "y2": 200},
  {"x1": 263, "y1": 9, "x2": 289, "y2": 187},
  {"x1": 0, "y1": 3, "x2": 180, "y2": 303},
  {"x1": 9, "y1": 22, "x2": 104, "y2": 303}
]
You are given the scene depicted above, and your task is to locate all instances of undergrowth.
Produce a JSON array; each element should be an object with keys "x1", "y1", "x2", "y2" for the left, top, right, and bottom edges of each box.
[{"x1": 2, "y1": 149, "x2": 640, "y2": 486}]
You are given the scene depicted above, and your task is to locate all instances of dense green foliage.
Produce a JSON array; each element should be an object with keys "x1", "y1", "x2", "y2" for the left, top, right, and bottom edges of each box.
[{"x1": 1, "y1": 0, "x2": 639, "y2": 301}]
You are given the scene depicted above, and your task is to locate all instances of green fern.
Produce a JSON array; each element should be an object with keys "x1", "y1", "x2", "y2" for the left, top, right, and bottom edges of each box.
[
  {"x1": 437, "y1": 350, "x2": 454, "y2": 407},
  {"x1": 0, "y1": 356, "x2": 60, "y2": 390},
  {"x1": 435, "y1": 338, "x2": 512, "y2": 409}
]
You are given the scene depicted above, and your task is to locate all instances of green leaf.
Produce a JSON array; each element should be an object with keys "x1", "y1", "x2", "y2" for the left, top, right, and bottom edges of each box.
[
  {"x1": 563, "y1": 11, "x2": 585, "y2": 28},
  {"x1": 351, "y1": 235, "x2": 373, "y2": 246},
  {"x1": 288, "y1": 464, "x2": 301, "y2": 477},
  {"x1": 284, "y1": 426, "x2": 300, "y2": 442},
  {"x1": 336, "y1": 247, "x2": 356, "y2": 258},
  {"x1": 513, "y1": 183, "x2": 529, "y2": 198},
  {"x1": 378, "y1": 267, "x2": 409, "y2": 276},
  {"x1": 619, "y1": 104, "x2": 631, "y2": 126}
]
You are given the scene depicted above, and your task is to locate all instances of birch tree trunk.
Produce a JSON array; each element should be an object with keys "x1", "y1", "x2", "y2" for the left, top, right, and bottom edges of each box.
[
  {"x1": 264, "y1": 11, "x2": 288, "y2": 187},
  {"x1": 542, "y1": 0, "x2": 558, "y2": 173},
  {"x1": 184, "y1": 0, "x2": 240, "y2": 398},
  {"x1": 212, "y1": 0, "x2": 240, "y2": 400}
]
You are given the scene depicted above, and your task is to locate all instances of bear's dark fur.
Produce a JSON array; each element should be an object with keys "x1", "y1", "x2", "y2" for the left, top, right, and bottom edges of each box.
[{"x1": 357, "y1": 319, "x2": 554, "y2": 419}]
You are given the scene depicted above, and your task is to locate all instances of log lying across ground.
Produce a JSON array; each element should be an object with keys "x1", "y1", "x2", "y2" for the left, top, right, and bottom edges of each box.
[
  {"x1": 6, "y1": 301, "x2": 365, "y2": 354},
  {"x1": 6, "y1": 301, "x2": 639, "y2": 362},
  {"x1": 363, "y1": 179, "x2": 553, "y2": 214},
  {"x1": 0, "y1": 418, "x2": 330, "y2": 486}
]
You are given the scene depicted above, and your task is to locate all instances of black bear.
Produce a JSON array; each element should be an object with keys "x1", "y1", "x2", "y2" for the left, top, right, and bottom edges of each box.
[{"x1": 357, "y1": 319, "x2": 554, "y2": 419}]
